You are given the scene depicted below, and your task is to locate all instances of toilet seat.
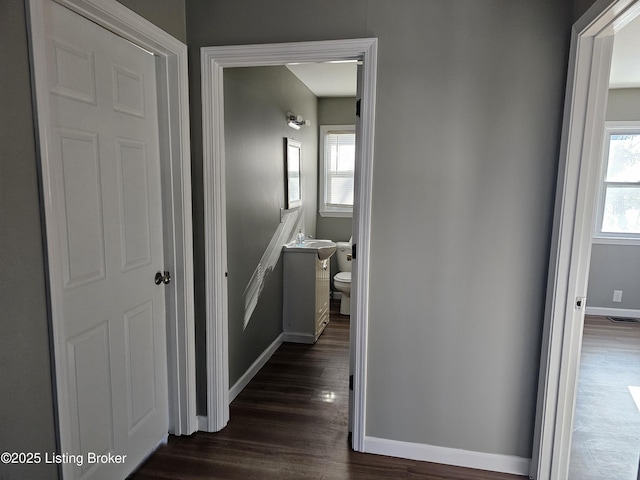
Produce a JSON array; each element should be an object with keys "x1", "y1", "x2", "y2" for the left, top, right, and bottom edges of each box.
[{"x1": 334, "y1": 272, "x2": 351, "y2": 283}]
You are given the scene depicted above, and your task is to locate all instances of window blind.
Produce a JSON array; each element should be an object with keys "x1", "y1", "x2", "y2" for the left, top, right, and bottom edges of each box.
[{"x1": 324, "y1": 132, "x2": 355, "y2": 207}]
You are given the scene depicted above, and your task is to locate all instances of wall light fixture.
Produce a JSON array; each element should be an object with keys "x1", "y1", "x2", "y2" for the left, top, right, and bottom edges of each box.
[{"x1": 287, "y1": 112, "x2": 310, "y2": 130}]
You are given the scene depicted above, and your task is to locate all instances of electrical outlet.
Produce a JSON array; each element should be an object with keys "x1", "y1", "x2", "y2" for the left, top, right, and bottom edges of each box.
[{"x1": 613, "y1": 290, "x2": 623, "y2": 303}]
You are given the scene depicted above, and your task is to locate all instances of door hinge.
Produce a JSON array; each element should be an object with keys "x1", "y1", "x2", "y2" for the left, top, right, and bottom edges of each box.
[
  {"x1": 575, "y1": 297, "x2": 586, "y2": 310},
  {"x1": 351, "y1": 243, "x2": 356, "y2": 260},
  {"x1": 349, "y1": 375, "x2": 354, "y2": 391},
  {"x1": 356, "y1": 99, "x2": 361, "y2": 117}
]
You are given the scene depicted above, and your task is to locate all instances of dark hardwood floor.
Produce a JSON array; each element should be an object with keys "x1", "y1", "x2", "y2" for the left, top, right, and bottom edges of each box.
[{"x1": 130, "y1": 302, "x2": 525, "y2": 480}]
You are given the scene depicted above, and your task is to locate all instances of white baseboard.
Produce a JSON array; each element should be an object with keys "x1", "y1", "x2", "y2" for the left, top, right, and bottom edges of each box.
[
  {"x1": 585, "y1": 306, "x2": 640, "y2": 318},
  {"x1": 363, "y1": 436, "x2": 531, "y2": 476},
  {"x1": 283, "y1": 332, "x2": 315, "y2": 344},
  {"x1": 229, "y1": 333, "x2": 284, "y2": 402},
  {"x1": 197, "y1": 415, "x2": 208, "y2": 432}
]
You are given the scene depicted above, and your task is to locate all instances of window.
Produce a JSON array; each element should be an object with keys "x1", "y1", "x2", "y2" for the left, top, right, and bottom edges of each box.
[
  {"x1": 594, "y1": 122, "x2": 640, "y2": 243},
  {"x1": 319, "y1": 125, "x2": 355, "y2": 217}
]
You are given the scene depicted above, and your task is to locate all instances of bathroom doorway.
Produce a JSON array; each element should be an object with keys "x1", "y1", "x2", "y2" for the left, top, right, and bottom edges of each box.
[
  {"x1": 221, "y1": 63, "x2": 355, "y2": 402},
  {"x1": 200, "y1": 39, "x2": 378, "y2": 452}
]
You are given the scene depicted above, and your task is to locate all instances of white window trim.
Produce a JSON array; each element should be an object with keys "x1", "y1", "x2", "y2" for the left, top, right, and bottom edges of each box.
[
  {"x1": 593, "y1": 120, "x2": 640, "y2": 245},
  {"x1": 319, "y1": 124, "x2": 355, "y2": 218}
]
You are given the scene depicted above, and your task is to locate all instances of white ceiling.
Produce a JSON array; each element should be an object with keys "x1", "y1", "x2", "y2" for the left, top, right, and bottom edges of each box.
[
  {"x1": 286, "y1": 62, "x2": 357, "y2": 98},
  {"x1": 610, "y1": 14, "x2": 640, "y2": 89}
]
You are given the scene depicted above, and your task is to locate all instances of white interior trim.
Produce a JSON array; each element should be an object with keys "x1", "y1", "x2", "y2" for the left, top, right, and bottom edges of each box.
[
  {"x1": 27, "y1": 0, "x2": 197, "y2": 441},
  {"x1": 592, "y1": 236, "x2": 640, "y2": 245},
  {"x1": 585, "y1": 306, "x2": 640, "y2": 317},
  {"x1": 197, "y1": 415, "x2": 208, "y2": 432},
  {"x1": 593, "y1": 121, "x2": 640, "y2": 242},
  {"x1": 319, "y1": 124, "x2": 356, "y2": 217},
  {"x1": 201, "y1": 39, "x2": 378, "y2": 452},
  {"x1": 229, "y1": 334, "x2": 284, "y2": 402},
  {"x1": 532, "y1": 1, "x2": 640, "y2": 478},
  {"x1": 364, "y1": 437, "x2": 531, "y2": 477},
  {"x1": 282, "y1": 332, "x2": 317, "y2": 344}
]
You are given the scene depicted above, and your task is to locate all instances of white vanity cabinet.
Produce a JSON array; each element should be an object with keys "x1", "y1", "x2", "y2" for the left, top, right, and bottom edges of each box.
[{"x1": 283, "y1": 248, "x2": 330, "y2": 344}]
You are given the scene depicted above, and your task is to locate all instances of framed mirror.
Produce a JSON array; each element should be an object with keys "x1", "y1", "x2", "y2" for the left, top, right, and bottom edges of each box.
[{"x1": 285, "y1": 138, "x2": 302, "y2": 209}]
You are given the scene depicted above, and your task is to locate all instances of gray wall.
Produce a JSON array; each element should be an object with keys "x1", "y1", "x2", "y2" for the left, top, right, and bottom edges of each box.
[
  {"x1": 0, "y1": 2, "x2": 186, "y2": 479},
  {"x1": 574, "y1": 0, "x2": 599, "y2": 21},
  {"x1": 587, "y1": 88, "x2": 640, "y2": 311},
  {"x1": 186, "y1": 0, "x2": 573, "y2": 459},
  {"x1": 223, "y1": 66, "x2": 318, "y2": 387},
  {"x1": 117, "y1": 0, "x2": 187, "y2": 43},
  {"x1": 0, "y1": 2, "x2": 57, "y2": 479},
  {"x1": 588, "y1": 244, "x2": 640, "y2": 309}
]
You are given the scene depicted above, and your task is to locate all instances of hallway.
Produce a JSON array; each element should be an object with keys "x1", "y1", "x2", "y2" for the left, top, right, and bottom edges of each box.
[{"x1": 130, "y1": 303, "x2": 525, "y2": 479}]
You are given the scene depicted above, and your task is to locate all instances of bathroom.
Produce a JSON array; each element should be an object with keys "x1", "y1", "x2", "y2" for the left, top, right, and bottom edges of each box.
[{"x1": 222, "y1": 63, "x2": 356, "y2": 397}]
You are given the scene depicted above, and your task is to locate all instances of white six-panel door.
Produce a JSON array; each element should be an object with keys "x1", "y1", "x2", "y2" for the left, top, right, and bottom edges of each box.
[{"x1": 43, "y1": 1, "x2": 168, "y2": 478}]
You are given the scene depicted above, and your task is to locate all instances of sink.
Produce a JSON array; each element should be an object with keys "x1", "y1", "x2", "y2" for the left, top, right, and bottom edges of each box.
[
  {"x1": 304, "y1": 240, "x2": 338, "y2": 260},
  {"x1": 285, "y1": 239, "x2": 337, "y2": 260}
]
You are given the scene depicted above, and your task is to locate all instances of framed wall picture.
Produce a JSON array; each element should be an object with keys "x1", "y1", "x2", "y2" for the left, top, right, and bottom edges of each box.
[{"x1": 285, "y1": 138, "x2": 302, "y2": 209}]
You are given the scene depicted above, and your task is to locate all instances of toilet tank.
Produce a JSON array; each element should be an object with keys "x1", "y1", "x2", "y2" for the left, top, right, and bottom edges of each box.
[{"x1": 336, "y1": 241, "x2": 352, "y2": 272}]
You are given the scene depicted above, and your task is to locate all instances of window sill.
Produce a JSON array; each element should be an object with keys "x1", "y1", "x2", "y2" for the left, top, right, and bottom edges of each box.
[
  {"x1": 592, "y1": 236, "x2": 640, "y2": 246},
  {"x1": 319, "y1": 210, "x2": 352, "y2": 218}
]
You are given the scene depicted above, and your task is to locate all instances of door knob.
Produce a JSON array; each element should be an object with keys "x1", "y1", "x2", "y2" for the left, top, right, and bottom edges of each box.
[{"x1": 155, "y1": 271, "x2": 171, "y2": 285}]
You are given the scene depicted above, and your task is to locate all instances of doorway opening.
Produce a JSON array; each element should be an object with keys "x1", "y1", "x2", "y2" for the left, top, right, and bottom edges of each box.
[
  {"x1": 221, "y1": 63, "x2": 356, "y2": 400},
  {"x1": 569, "y1": 13, "x2": 640, "y2": 477},
  {"x1": 200, "y1": 39, "x2": 378, "y2": 452},
  {"x1": 532, "y1": 1, "x2": 640, "y2": 478}
]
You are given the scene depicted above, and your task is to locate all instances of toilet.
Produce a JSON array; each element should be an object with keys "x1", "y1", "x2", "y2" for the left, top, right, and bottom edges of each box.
[{"x1": 333, "y1": 240, "x2": 352, "y2": 315}]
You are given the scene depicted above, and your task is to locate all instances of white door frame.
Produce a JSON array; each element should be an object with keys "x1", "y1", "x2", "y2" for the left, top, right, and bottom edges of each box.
[
  {"x1": 27, "y1": 0, "x2": 197, "y2": 441},
  {"x1": 200, "y1": 38, "x2": 378, "y2": 451},
  {"x1": 531, "y1": 0, "x2": 640, "y2": 478}
]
